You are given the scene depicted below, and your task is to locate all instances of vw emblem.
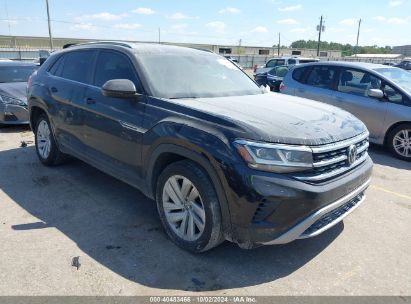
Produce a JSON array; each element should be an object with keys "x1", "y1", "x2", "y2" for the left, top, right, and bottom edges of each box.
[{"x1": 347, "y1": 144, "x2": 358, "y2": 166}]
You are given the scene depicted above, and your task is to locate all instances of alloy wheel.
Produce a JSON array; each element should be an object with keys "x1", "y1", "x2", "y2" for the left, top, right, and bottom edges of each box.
[
  {"x1": 393, "y1": 129, "x2": 411, "y2": 158},
  {"x1": 36, "y1": 120, "x2": 51, "y2": 159},
  {"x1": 162, "y1": 175, "x2": 206, "y2": 241}
]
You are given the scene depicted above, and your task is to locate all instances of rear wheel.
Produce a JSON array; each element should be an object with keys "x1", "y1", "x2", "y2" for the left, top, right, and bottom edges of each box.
[
  {"x1": 387, "y1": 123, "x2": 411, "y2": 161},
  {"x1": 156, "y1": 160, "x2": 224, "y2": 253},
  {"x1": 34, "y1": 114, "x2": 67, "y2": 166}
]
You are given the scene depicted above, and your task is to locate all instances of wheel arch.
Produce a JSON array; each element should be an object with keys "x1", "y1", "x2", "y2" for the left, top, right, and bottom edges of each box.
[
  {"x1": 28, "y1": 98, "x2": 48, "y2": 130},
  {"x1": 145, "y1": 143, "x2": 233, "y2": 238},
  {"x1": 384, "y1": 121, "x2": 411, "y2": 146}
]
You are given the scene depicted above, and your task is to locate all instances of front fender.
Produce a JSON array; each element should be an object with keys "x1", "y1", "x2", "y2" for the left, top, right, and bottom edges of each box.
[{"x1": 142, "y1": 123, "x2": 239, "y2": 239}]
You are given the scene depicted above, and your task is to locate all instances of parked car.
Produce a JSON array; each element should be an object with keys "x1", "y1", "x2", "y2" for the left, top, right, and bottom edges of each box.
[
  {"x1": 254, "y1": 56, "x2": 319, "y2": 76},
  {"x1": 281, "y1": 61, "x2": 411, "y2": 160},
  {"x1": 395, "y1": 60, "x2": 411, "y2": 71},
  {"x1": 255, "y1": 65, "x2": 289, "y2": 91},
  {"x1": 28, "y1": 42, "x2": 372, "y2": 252},
  {"x1": 267, "y1": 65, "x2": 289, "y2": 92},
  {"x1": 0, "y1": 61, "x2": 38, "y2": 126},
  {"x1": 224, "y1": 56, "x2": 243, "y2": 70}
]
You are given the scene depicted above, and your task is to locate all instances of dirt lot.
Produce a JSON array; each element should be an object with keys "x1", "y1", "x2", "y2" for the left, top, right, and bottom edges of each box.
[{"x1": 0, "y1": 125, "x2": 410, "y2": 296}]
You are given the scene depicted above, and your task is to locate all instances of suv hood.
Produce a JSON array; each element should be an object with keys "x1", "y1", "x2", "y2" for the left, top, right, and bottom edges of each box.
[
  {"x1": 0, "y1": 82, "x2": 27, "y2": 102},
  {"x1": 169, "y1": 93, "x2": 367, "y2": 146}
]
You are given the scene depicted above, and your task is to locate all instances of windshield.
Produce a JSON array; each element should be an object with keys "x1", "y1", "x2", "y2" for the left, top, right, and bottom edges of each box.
[
  {"x1": 375, "y1": 67, "x2": 411, "y2": 94},
  {"x1": 137, "y1": 53, "x2": 261, "y2": 99},
  {"x1": 0, "y1": 65, "x2": 37, "y2": 83},
  {"x1": 269, "y1": 66, "x2": 289, "y2": 77}
]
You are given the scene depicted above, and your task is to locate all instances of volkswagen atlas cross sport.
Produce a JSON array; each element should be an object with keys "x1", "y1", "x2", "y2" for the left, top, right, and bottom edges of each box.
[{"x1": 27, "y1": 42, "x2": 372, "y2": 252}]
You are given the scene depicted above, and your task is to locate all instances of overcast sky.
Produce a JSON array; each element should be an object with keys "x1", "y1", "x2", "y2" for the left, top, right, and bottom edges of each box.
[{"x1": 0, "y1": 0, "x2": 409, "y2": 47}]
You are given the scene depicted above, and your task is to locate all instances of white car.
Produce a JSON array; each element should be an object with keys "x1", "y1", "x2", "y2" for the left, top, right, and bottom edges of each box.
[{"x1": 255, "y1": 56, "x2": 319, "y2": 76}]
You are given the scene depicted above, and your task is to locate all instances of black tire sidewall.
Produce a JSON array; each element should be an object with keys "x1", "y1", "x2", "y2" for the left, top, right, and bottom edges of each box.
[
  {"x1": 387, "y1": 123, "x2": 411, "y2": 161},
  {"x1": 156, "y1": 160, "x2": 223, "y2": 253}
]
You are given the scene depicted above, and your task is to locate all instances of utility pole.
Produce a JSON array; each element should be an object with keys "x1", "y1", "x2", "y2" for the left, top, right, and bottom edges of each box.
[
  {"x1": 316, "y1": 15, "x2": 324, "y2": 57},
  {"x1": 355, "y1": 19, "x2": 362, "y2": 57},
  {"x1": 238, "y1": 38, "x2": 242, "y2": 60},
  {"x1": 45, "y1": 0, "x2": 53, "y2": 50},
  {"x1": 278, "y1": 32, "x2": 280, "y2": 56},
  {"x1": 158, "y1": 28, "x2": 161, "y2": 44}
]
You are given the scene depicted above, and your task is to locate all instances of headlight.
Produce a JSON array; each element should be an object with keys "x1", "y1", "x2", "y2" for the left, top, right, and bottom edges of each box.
[
  {"x1": 234, "y1": 140, "x2": 313, "y2": 173},
  {"x1": 0, "y1": 94, "x2": 26, "y2": 106}
]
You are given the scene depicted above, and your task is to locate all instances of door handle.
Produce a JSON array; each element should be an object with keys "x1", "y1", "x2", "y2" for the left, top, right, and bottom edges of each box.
[
  {"x1": 50, "y1": 87, "x2": 58, "y2": 93},
  {"x1": 85, "y1": 97, "x2": 96, "y2": 105}
]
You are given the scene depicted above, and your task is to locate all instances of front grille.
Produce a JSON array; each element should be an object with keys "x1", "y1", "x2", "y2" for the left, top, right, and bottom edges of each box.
[
  {"x1": 295, "y1": 132, "x2": 369, "y2": 183},
  {"x1": 300, "y1": 192, "x2": 364, "y2": 237},
  {"x1": 4, "y1": 113, "x2": 18, "y2": 121}
]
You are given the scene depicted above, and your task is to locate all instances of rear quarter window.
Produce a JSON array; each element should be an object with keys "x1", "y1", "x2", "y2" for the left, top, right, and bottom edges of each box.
[{"x1": 292, "y1": 67, "x2": 307, "y2": 83}]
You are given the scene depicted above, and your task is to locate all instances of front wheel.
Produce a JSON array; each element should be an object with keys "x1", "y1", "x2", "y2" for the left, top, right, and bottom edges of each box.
[
  {"x1": 387, "y1": 123, "x2": 411, "y2": 161},
  {"x1": 156, "y1": 160, "x2": 224, "y2": 253}
]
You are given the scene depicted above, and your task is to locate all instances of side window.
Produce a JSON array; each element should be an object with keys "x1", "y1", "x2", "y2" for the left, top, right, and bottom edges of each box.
[
  {"x1": 60, "y1": 51, "x2": 95, "y2": 84},
  {"x1": 288, "y1": 59, "x2": 296, "y2": 65},
  {"x1": 337, "y1": 69, "x2": 381, "y2": 97},
  {"x1": 93, "y1": 51, "x2": 141, "y2": 92},
  {"x1": 266, "y1": 60, "x2": 277, "y2": 68},
  {"x1": 292, "y1": 67, "x2": 307, "y2": 83},
  {"x1": 383, "y1": 83, "x2": 403, "y2": 104},
  {"x1": 48, "y1": 55, "x2": 65, "y2": 77},
  {"x1": 305, "y1": 66, "x2": 336, "y2": 89}
]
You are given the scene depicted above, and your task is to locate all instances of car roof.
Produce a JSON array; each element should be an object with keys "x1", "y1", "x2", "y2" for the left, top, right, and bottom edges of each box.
[
  {"x1": 295, "y1": 61, "x2": 388, "y2": 70},
  {"x1": 267, "y1": 56, "x2": 319, "y2": 61},
  {"x1": 0, "y1": 61, "x2": 38, "y2": 67},
  {"x1": 65, "y1": 41, "x2": 217, "y2": 57}
]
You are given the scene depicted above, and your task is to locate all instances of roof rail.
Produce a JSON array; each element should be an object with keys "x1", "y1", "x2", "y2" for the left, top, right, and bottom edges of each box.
[{"x1": 64, "y1": 41, "x2": 134, "y2": 49}]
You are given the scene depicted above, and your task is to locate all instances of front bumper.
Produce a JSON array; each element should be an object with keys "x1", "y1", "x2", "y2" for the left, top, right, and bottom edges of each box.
[
  {"x1": 226, "y1": 156, "x2": 373, "y2": 246},
  {"x1": 0, "y1": 103, "x2": 29, "y2": 124},
  {"x1": 262, "y1": 179, "x2": 369, "y2": 244}
]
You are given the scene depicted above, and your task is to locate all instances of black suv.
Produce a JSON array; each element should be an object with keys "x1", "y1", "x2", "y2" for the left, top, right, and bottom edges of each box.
[{"x1": 27, "y1": 42, "x2": 372, "y2": 252}]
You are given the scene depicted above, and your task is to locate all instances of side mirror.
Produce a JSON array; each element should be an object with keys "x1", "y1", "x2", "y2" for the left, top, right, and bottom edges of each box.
[
  {"x1": 101, "y1": 79, "x2": 138, "y2": 99},
  {"x1": 367, "y1": 89, "x2": 384, "y2": 99}
]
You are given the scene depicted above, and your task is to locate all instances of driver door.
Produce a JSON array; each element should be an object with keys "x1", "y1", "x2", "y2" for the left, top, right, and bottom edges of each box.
[
  {"x1": 82, "y1": 49, "x2": 146, "y2": 184},
  {"x1": 330, "y1": 68, "x2": 388, "y2": 142}
]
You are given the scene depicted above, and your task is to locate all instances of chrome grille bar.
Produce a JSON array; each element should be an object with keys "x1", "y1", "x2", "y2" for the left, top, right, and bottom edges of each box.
[{"x1": 296, "y1": 132, "x2": 370, "y2": 182}]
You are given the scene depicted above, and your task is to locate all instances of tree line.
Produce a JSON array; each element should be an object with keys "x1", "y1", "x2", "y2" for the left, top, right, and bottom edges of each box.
[{"x1": 285, "y1": 40, "x2": 392, "y2": 56}]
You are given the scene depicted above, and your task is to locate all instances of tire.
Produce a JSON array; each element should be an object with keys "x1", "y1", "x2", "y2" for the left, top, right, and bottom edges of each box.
[
  {"x1": 34, "y1": 113, "x2": 67, "y2": 166},
  {"x1": 156, "y1": 160, "x2": 224, "y2": 253},
  {"x1": 386, "y1": 123, "x2": 411, "y2": 161}
]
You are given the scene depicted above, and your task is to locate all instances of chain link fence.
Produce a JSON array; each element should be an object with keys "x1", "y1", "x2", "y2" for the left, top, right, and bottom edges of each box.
[{"x1": 0, "y1": 47, "x2": 404, "y2": 66}]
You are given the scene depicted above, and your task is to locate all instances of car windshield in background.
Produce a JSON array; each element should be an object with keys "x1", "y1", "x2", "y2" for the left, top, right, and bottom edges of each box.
[
  {"x1": 137, "y1": 53, "x2": 261, "y2": 99},
  {"x1": 269, "y1": 66, "x2": 289, "y2": 77},
  {"x1": 0, "y1": 66, "x2": 37, "y2": 83},
  {"x1": 375, "y1": 67, "x2": 411, "y2": 94}
]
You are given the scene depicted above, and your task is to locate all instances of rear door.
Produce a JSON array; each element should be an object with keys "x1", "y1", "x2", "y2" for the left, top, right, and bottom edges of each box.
[
  {"x1": 82, "y1": 49, "x2": 147, "y2": 184},
  {"x1": 330, "y1": 67, "x2": 388, "y2": 142},
  {"x1": 294, "y1": 65, "x2": 338, "y2": 103},
  {"x1": 46, "y1": 50, "x2": 96, "y2": 156}
]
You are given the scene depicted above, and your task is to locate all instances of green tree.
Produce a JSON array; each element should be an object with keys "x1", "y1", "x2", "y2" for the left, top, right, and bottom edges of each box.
[{"x1": 287, "y1": 40, "x2": 392, "y2": 56}]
